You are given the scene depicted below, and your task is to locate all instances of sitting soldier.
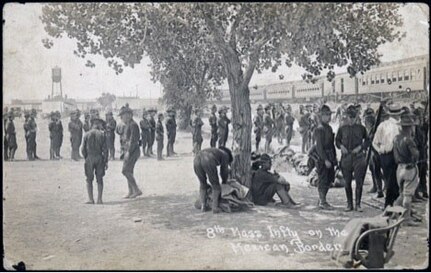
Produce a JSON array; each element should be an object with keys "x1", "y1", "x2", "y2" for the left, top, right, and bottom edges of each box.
[{"x1": 251, "y1": 154, "x2": 300, "y2": 208}]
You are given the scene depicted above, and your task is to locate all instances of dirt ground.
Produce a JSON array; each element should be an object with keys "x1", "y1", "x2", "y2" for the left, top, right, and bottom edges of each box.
[{"x1": 2, "y1": 114, "x2": 429, "y2": 270}]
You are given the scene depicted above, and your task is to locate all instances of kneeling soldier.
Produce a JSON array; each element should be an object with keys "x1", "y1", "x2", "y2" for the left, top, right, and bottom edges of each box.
[{"x1": 82, "y1": 118, "x2": 108, "y2": 204}]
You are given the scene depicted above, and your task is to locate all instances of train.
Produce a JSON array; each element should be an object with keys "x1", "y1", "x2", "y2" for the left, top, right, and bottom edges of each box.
[{"x1": 218, "y1": 54, "x2": 429, "y2": 104}]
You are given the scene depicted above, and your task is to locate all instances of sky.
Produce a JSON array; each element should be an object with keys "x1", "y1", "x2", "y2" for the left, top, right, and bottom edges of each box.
[{"x1": 2, "y1": 3, "x2": 429, "y2": 104}]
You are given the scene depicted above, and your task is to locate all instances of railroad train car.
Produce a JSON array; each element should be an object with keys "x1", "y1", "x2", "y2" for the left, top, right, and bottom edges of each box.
[{"x1": 216, "y1": 54, "x2": 429, "y2": 104}]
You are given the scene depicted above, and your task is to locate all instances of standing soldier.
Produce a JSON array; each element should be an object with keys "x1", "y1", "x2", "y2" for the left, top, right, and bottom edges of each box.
[
  {"x1": 3, "y1": 109, "x2": 9, "y2": 160},
  {"x1": 139, "y1": 109, "x2": 151, "y2": 157},
  {"x1": 48, "y1": 112, "x2": 59, "y2": 160},
  {"x1": 209, "y1": 105, "x2": 218, "y2": 148},
  {"x1": 147, "y1": 108, "x2": 157, "y2": 156},
  {"x1": 393, "y1": 112, "x2": 421, "y2": 226},
  {"x1": 55, "y1": 111, "x2": 64, "y2": 159},
  {"x1": 298, "y1": 107, "x2": 311, "y2": 153},
  {"x1": 83, "y1": 112, "x2": 91, "y2": 132},
  {"x1": 263, "y1": 104, "x2": 274, "y2": 153},
  {"x1": 82, "y1": 118, "x2": 109, "y2": 204},
  {"x1": 116, "y1": 120, "x2": 127, "y2": 160},
  {"x1": 413, "y1": 103, "x2": 428, "y2": 199},
  {"x1": 253, "y1": 104, "x2": 264, "y2": 152},
  {"x1": 285, "y1": 107, "x2": 295, "y2": 147},
  {"x1": 218, "y1": 106, "x2": 231, "y2": 148},
  {"x1": 165, "y1": 107, "x2": 177, "y2": 157},
  {"x1": 372, "y1": 103, "x2": 403, "y2": 208},
  {"x1": 119, "y1": 105, "x2": 142, "y2": 198},
  {"x1": 5, "y1": 111, "x2": 17, "y2": 161},
  {"x1": 190, "y1": 109, "x2": 204, "y2": 155},
  {"x1": 313, "y1": 105, "x2": 337, "y2": 209},
  {"x1": 24, "y1": 112, "x2": 32, "y2": 160},
  {"x1": 156, "y1": 112, "x2": 165, "y2": 160},
  {"x1": 105, "y1": 111, "x2": 117, "y2": 160},
  {"x1": 274, "y1": 104, "x2": 285, "y2": 144},
  {"x1": 68, "y1": 110, "x2": 83, "y2": 161},
  {"x1": 28, "y1": 110, "x2": 39, "y2": 160},
  {"x1": 363, "y1": 108, "x2": 384, "y2": 198},
  {"x1": 335, "y1": 105, "x2": 370, "y2": 212}
]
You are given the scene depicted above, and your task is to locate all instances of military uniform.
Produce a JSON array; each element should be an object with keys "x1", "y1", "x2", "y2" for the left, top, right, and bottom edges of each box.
[
  {"x1": 23, "y1": 114, "x2": 32, "y2": 160},
  {"x1": 115, "y1": 122, "x2": 127, "y2": 160},
  {"x1": 298, "y1": 112, "x2": 311, "y2": 153},
  {"x1": 139, "y1": 111, "x2": 151, "y2": 157},
  {"x1": 414, "y1": 107, "x2": 428, "y2": 198},
  {"x1": 313, "y1": 105, "x2": 337, "y2": 209},
  {"x1": 209, "y1": 106, "x2": 218, "y2": 148},
  {"x1": 191, "y1": 114, "x2": 204, "y2": 154},
  {"x1": 217, "y1": 112, "x2": 230, "y2": 148},
  {"x1": 105, "y1": 113, "x2": 117, "y2": 160},
  {"x1": 193, "y1": 147, "x2": 232, "y2": 213},
  {"x1": 147, "y1": 109, "x2": 157, "y2": 155},
  {"x1": 274, "y1": 107, "x2": 285, "y2": 144},
  {"x1": 285, "y1": 111, "x2": 295, "y2": 147},
  {"x1": 253, "y1": 105, "x2": 264, "y2": 152},
  {"x1": 68, "y1": 112, "x2": 83, "y2": 161},
  {"x1": 156, "y1": 116, "x2": 164, "y2": 160},
  {"x1": 263, "y1": 106, "x2": 274, "y2": 153},
  {"x1": 335, "y1": 106, "x2": 370, "y2": 211},
  {"x1": 82, "y1": 118, "x2": 108, "y2": 204},
  {"x1": 5, "y1": 113, "x2": 17, "y2": 160},
  {"x1": 165, "y1": 109, "x2": 177, "y2": 156},
  {"x1": 83, "y1": 114, "x2": 91, "y2": 132}
]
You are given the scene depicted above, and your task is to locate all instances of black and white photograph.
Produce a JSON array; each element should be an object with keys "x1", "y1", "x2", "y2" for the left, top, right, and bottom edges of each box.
[{"x1": 2, "y1": 2, "x2": 429, "y2": 270}]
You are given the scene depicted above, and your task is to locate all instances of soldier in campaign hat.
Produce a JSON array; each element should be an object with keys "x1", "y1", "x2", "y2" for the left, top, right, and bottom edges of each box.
[
  {"x1": 413, "y1": 104, "x2": 429, "y2": 200},
  {"x1": 68, "y1": 109, "x2": 84, "y2": 161},
  {"x1": 5, "y1": 110, "x2": 17, "y2": 161},
  {"x1": 105, "y1": 110, "x2": 117, "y2": 160},
  {"x1": 313, "y1": 105, "x2": 337, "y2": 209},
  {"x1": 165, "y1": 106, "x2": 177, "y2": 156},
  {"x1": 83, "y1": 112, "x2": 91, "y2": 132},
  {"x1": 146, "y1": 107, "x2": 157, "y2": 156},
  {"x1": 119, "y1": 104, "x2": 142, "y2": 199},
  {"x1": 48, "y1": 110, "x2": 63, "y2": 160},
  {"x1": 263, "y1": 104, "x2": 274, "y2": 153},
  {"x1": 190, "y1": 108, "x2": 204, "y2": 154},
  {"x1": 253, "y1": 104, "x2": 264, "y2": 152},
  {"x1": 139, "y1": 108, "x2": 151, "y2": 157},
  {"x1": 218, "y1": 106, "x2": 231, "y2": 148},
  {"x1": 209, "y1": 105, "x2": 218, "y2": 148}
]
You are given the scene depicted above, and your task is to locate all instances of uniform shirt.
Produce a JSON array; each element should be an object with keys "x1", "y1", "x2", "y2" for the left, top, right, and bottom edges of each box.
[
  {"x1": 48, "y1": 120, "x2": 62, "y2": 138},
  {"x1": 149, "y1": 116, "x2": 156, "y2": 134},
  {"x1": 115, "y1": 122, "x2": 126, "y2": 139},
  {"x1": 364, "y1": 114, "x2": 376, "y2": 134},
  {"x1": 263, "y1": 113, "x2": 274, "y2": 134},
  {"x1": 124, "y1": 120, "x2": 140, "y2": 153},
  {"x1": 68, "y1": 119, "x2": 83, "y2": 138},
  {"x1": 335, "y1": 124, "x2": 370, "y2": 153},
  {"x1": 83, "y1": 120, "x2": 91, "y2": 132},
  {"x1": 81, "y1": 128, "x2": 108, "y2": 162},
  {"x1": 372, "y1": 117, "x2": 400, "y2": 154},
  {"x1": 23, "y1": 119, "x2": 30, "y2": 136},
  {"x1": 251, "y1": 168, "x2": 281, "y2": 205},
  {"x1": 209, "y1": 113, "x2": 218, "y2": 132},
  {"x1": 196, "y1": 148, "x2": 230, "y2": 183},
  {"x1": 298, "y1": 113, "x2": 310, "y2": 129},
  {"x1": 105, "y1": 119, "x2": 117, "y2": 136},
  {"x1": 313, "y1": 123, "x2": 336, "y2": 164},
  {"x1": 191, "y1": 116, "x2": 204, "y2": 142},
  {"x1": 253, "y1": 114, "x2": 264, "y2": 133},
  {"x1": 218, "y1": 116, "x2": 230, "y2": 136},
  {"x1": 156, "y1": 119, "x2": 164, "y2": 141},
  {"x1": 393, "y1": 134, "x2": 419, "y2": 164},
  {"x1": 415, "y1": 123, "x2": 429, "y2": 160},
  {"x1": 165, "y1": 116, "x2": 177, "y2": 133},
  {"x1": 139, "y1": 118, "x2": 150, "y2": 134},
  {"x1": 285, "y1": 114, "x2": 295, "y2": 127}
]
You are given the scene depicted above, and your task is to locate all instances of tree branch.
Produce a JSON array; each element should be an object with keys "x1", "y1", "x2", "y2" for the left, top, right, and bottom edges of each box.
[{"x1": 228, "y1": 5, "x2": 245, "y2": 46}]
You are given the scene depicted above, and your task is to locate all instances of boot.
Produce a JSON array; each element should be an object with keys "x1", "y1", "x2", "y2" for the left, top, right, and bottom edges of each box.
[
  {"x1": 318, "y1": 189, "x2": 331, "y2": 210},
  {"x1": 199, "y1": 188, "x2": 208, "y2": 212},
  {"x1": 367, "y1": 187, "x2": 377, "y2": 194},
  {"x1": 96, "y1": 182, "x2": 103, "y2": 204},
  {"x1": 422, "y1": 192, "x2": 429, "y2": 199},
  {"x1": 212, "y1": 189, "x2": 222, "y2": 214},
  {"x1": 355, "y1": 187, "x2": 363, "y2": 212},
  {"x1": 377, "y1": 191, "x2": 384, "y2": 198},
  {"x1": 344, "y1": 187, "x2": 354, "y2": 212}
]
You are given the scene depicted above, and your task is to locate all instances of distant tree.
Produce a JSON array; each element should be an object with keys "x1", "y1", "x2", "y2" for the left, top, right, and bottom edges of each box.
[
  {"x1": 97, "y1": 92, "x2": 116, "y2": 110},
  {"x1": 41, "y1": 3, "x2": 404, "y2": 186}
]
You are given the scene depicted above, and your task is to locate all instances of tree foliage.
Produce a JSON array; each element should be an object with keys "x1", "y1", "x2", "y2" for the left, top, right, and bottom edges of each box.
[
  {"x1": 41, "y1": 3, "x2": 404, "y2": 185},
  {"x1": 97, "y1": 92, "x2": 116, "y2": 110}
]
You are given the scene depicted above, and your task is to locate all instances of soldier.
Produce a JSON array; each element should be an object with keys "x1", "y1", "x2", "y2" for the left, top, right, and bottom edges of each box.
[
  {"x1": 3, "y1": 110, "x2": 9, "y2": 161},
  {"x1": 55, "y1": 111, "x2": 64, "y2": 159},
  {"x1": 5, "y1": 111, "x2": 17, "y2": 161},
  {"x1": 81, "y1": 118, "x2": 109, "y2": 204},
  {"x1": 28, "y1": 110, "x2": 39, "y2": 160},
  {"x1": 253, "y1": 104, "x2": 264, "y2": 152},
  {"x1": 156, "y1": 112, "x2": 165, "y2": 161},
  {"x1": 193, "y1": 147, "x2": 233, "y2": 213},
  {"x1": 147, "y1": 108, "x2": 157, "y2": 156},
  {"x1": 218, "y1": 106, "x2": 231, "y2": 148},
  {"x1": 119, "y1": 105, "x2": 142, "y2": 198},
  {"x1": 139, "y1": 109, "x2": 151, "y2": 157},
  {"x1": 308, "y1": 104, "x2": 319, "y2": 147},
  {"x1": 48, "y1": 112, "x2": 59, "y2": 160},
  {"x1": 298, "y1": 107, "x2": 311, "y2": 153},
  {"x1": 83, "y1": 112, "x2": 91, "y2": 132},
  {"x1": 335, "y1": 105, "x2": 370, "y2": 212},
  {"x1": 372, "y1": 103, "x2": 403, "y2": 208},
  {"x1": 363, "y1": 108, "x2": 384, "y2": 198},
  {"x1": 209, "y1": 105, "x2": 218, "y2": 148},
  {"x1": 274, "y1": 103, "x2": 285, "y2": 144},
  {"x1": 105, "y1": 111, "x2": 117, "y2": 160},
  {"x1": 285, "y1": 107, "x2": 295, "y2": 147},
  {"x1": 393, "y1": 112, "x2": 421, "y2": 226},
  {"x1": 165, "y1": 107, "x2": 177, "y2": 157},
  {"x1": 190, "y1": 109, "x2": 204, "y2": 155},
  {"x1": 313, "y1": 105, "x2": 337, "y2": 209},
  {"x1": 68, "y1": 110, "x2": 83, "y2": 161},
  {"x1": 115, "y1": 120, "x2": 127, "y2": 160},
  {"x1": 263, "y1": 104, "x2": 274, "y2": 153},
  {"x1": 23, "y1": 112, "x2": 32, "y2": 160}
]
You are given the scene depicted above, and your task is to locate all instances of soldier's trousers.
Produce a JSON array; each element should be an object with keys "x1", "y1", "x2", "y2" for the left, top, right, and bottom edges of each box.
[
  {"x1": 210, "y1": 130, "x2": 218, "y2": 148},
  {"x1": 264, "y1": 133, "x2": 272, "y2": 153},
  {"x1": 193, "y1": 139, "x2": 203, "y2": 154},
  {"x1": 218, "y1": 131, "x2": 227, "y2": 148},
  {"x1": 4, "y1": 136, "x2": 8, "y2": 160},
  {"x1": 70, "y1": 136, "x2": 82, "y2": 160},
  {"x1": 369, "y1": 149, "x2": 383, "y2": 192},
  {"x1": 301, "y1": 132, "x2": 309, "y2": 153},
  {"x1": 122, "y1": 148, "x2": 140, "y2": 193},
  {"x1": 255, "y1": 133, "x2": 261, "y2": 152},
  {"x1": 380, "y1": 152, "x2": 399, "y2": 207},
  {"x1": 106, "y1": 133, "x2": 115, "y2": 159},
  {"x1": 167, "y1": 133, "x2": 175, "y2": 156},
  {"x1": 157, "y1": 138, "x2": 164, "y2": 160},
  {"x1": 57, "y1": 135, "x2": 63, "y2": 157},
  {"x1": 416, "y1": 161, "x2": 428, "y2": 196},
  {"x1": 286, "y1": 126, "x2": 293, "y2": 146},
  {"x1": 85, "y1": 155, "x2": 105, "y2": 183},
  {"x1": 193, "y1": 153, "x2": 222, "y2": 207},
  {"x1": 147, "y1": 132, "x2": 155, "y2": 154},
  {"x1": 141, "y1": 132, "x2": 149, "y2": 156},
  {"x1": 316, "y1": 161, "x2": 335, "y2": 200},
  {"x1": 340, "y1": 153, "x2": 367, "y2": 206}
]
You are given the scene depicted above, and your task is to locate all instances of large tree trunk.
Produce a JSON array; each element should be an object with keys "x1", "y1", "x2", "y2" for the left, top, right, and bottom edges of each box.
[
  {"x1": 178, "y1": 104, "x2": 192, "y2": 131},
  {"x1": 224, "y1": 53, "x2": 252, "y2": 187}
]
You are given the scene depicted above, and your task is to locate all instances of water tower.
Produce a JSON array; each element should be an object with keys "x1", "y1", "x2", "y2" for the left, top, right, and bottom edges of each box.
[{"x1": 51, "y1": 66, "x2": 63, "y2": 99}]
